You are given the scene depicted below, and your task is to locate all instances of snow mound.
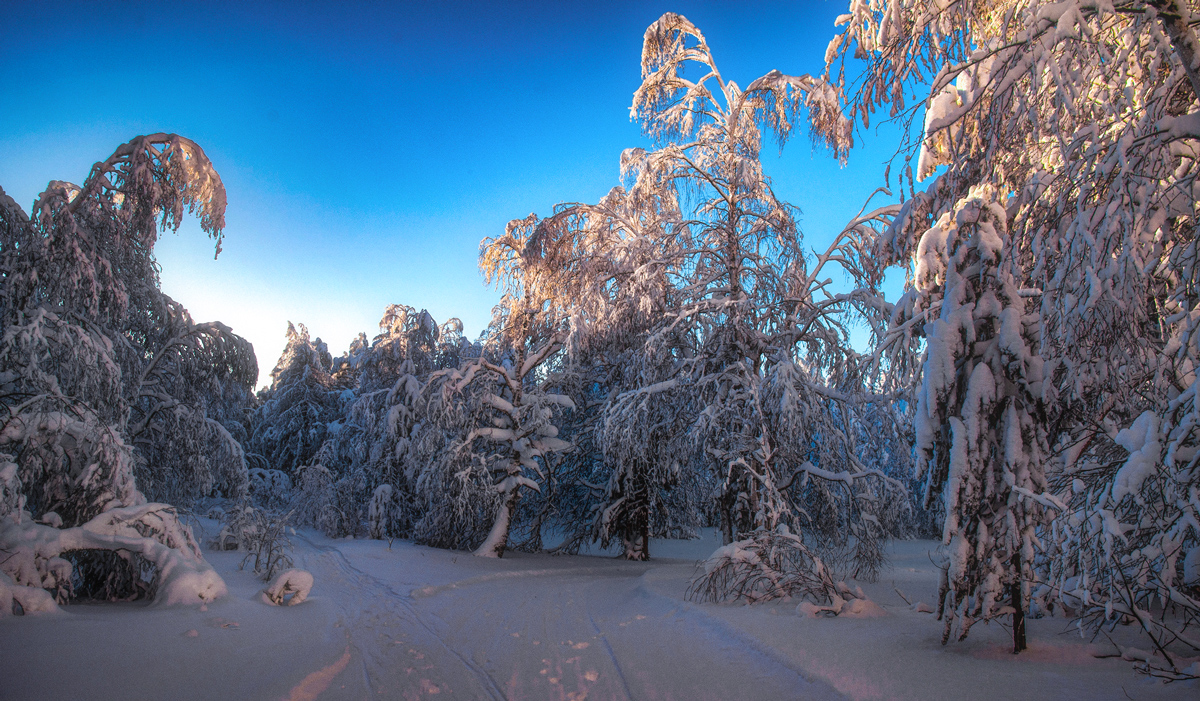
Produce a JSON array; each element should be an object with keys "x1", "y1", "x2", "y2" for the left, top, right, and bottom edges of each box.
[
  {"x1": 262, "y1": 568, "x2": 313, "y2": 606},
  {"x1": 0, "y1": 570, "x2": 60, "y2": 617},
  {"x1": 796, "y1": 592, "x2": 887, "y2": 618},
  {"x1": 840, "y1": 597, "x2": 888, "y2": 618}
]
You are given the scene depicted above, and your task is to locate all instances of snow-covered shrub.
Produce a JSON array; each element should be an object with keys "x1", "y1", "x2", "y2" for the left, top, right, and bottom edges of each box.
[
  {"x1": 796, "y1": 589, "x2": 887, "y2": 619},
  {"x1": 0, "y1": 457, "x2": 24, "y2": 521},
  {"x1": 214, "y1": 503, "x2": 294, "y2": 581},
  {"x1": 367, "y1": 484, "x2": 402, "y2": 541},
  {"x1": 247, "y1": 467, "x2": 293, "y2": 509},
  {"x1": 0, "y1": 570, "x2": 59, "y2": 617},
  {"x1": 261, "y1": 568, "x2": 313, "y2": 606},
  {"x1": 687, "y1": 528, "x2": 838, "y2": 605}
]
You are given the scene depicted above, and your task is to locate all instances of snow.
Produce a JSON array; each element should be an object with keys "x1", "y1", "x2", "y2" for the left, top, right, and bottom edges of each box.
[
  {"x1": 1184, "y1": 547, "x2": 1200, "y2": 587},
  {"x1": 262, "y1": 568, "x2": 313, "y2": 606},
  {"x1": 2, "y1": 4, "x2": 1198, "y2": 696},
  {"x1": 1111, "y1": 411, "x2": 1161, "y2": 504},
  {"x1": 1, "y1": 526, "x2": 1194, "y2": 700}
]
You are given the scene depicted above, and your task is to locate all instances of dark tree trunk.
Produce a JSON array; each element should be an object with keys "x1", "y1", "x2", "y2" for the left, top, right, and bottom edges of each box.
[
  {"x1": 720, "y1": 504, "x2": 734, "y2": 545},
  {"x1": 640, "y1": 516, "x2": 650, "y2": 560},
  {"x1": 1011, "y1": 550, "x2": 1027, "y2": 654}
]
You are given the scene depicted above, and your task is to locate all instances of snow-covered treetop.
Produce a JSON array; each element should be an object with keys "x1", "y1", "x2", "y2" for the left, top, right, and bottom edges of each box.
[
  {"x1": 4, "y1": 134, "x2": 227, "y2": 329},
  {"x1": 267, "y1": 322, "x2": 334, "y2": 391},
  {"x1": 633, "y1": 12, "x2": 850, "y2": 160}
]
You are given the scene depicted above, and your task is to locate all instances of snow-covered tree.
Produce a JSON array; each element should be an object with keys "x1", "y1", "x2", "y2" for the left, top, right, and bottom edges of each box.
[
  {"x1": 499, "y1": 185, "x2": 695, "y2": 559},
  {"x1": 0, "y1": 134, "x2": 242, "y2": 607},
  {"x1": 304, "y1": 306, "x2": 473, "y2": 539},
  {"x1": 412, "y1": 216, "x2": 575, "y2": 558},
  {"x1": 127, "y1": 296, "x2": 257, "y2": 506},
  {"x1": 905, "y1": 185, "x2": 1053, "y2": 650},
  {"x1": 248, "y1": 322, "x2": 341, "y2": 478},
  {"x1": 610, "y1": 14, "x2": 904, "y2": 581},
  {"x1": 822, "y1": 0, "x2": 1200, "y2": 664}
]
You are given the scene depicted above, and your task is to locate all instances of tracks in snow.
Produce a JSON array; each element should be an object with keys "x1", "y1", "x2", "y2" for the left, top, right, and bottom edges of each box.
[
  {"x1": 294, "y1": 533, "x2": 507, "y2": 699},
  {"x1": 292, "y1": 535, "x2": 843, "y2": 700}
]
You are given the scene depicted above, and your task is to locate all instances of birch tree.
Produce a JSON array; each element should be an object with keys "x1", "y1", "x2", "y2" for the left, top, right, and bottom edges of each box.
[
  {"x1": 510, "y1": 185, "x2": 692, "y2": 559},
  {"x1": 609, "y1": 15, "x2": 902, "y2": 580},
  {"x1": 125, "y1": 292, "x2": 256, "y2": 506}
]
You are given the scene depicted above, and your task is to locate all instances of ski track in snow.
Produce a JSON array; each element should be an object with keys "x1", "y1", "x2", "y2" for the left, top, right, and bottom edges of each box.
[
  {"x1": 586, "y1": 609, "x2": 634, "y2": 700},
  {"x1": 295, "y1": 531, "x2": 839, "y2": 699},
  {"x1": 296, "y1": 532, "x2": 508, "y2": 699}
]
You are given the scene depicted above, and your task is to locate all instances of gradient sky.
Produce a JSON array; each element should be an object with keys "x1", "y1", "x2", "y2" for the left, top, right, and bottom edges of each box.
[{"x1": 0, "y1": 0, "x2": 907, "y2": 387}]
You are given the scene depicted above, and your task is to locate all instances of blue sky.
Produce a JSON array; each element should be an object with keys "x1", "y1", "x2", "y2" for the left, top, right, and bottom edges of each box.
[{"x1": 0, "y1": 1, "x2": 907, "y2": 387}]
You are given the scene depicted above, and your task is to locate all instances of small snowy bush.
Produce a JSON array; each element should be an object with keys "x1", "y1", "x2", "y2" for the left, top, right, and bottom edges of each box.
[
  {"x1": 247, "y1": 468, "x2": 293, "y2": 509},
  {"x1": 213, "y1": 503, "x2": 294, "y2": 581},
  {"x1": 687, "y1": 528, "x2": 839, "y2": 605},
  {"x1": 367, "y1": 484, "x2": 402, "y2": 541}
]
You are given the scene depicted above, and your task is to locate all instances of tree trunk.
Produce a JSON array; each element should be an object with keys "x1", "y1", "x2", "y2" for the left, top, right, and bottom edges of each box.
[
  {"x1": 474, "y1": 484, "x2": 521, "y2": 558},
  {"x1": 720, "y1": 500, "x2": 734, "y2": 545},
  {"x1": 1011, "y1": 550, "x2": 1027, "y2": 654},
  {"x1": 936, "y1": 564, "x2": 949, "y2": 621},
  {"x1": 622, "y1": 495, "x2": 651, "y2": 560}
]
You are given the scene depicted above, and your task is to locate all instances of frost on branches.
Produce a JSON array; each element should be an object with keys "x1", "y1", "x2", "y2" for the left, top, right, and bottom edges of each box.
[
  {"x1": 622, "y1": 14, "x2": 906, "y2": 595},
  {"x1": 242, "y1": 304, "x2": 482, "y2": 542},
  {"x1": 823, "y1": 0, "x2": 1200, "y2": 668},
  {"x1": 342, "y1": 307, "x2": 476, "y2": 541},
  {"x1": 0, "y1": 135, "x2": 252, "y2": 609},
  {"x1": 489, "y1": 185, "x2": 698, "y2": 560},
  {"x1": 249, "y1": 322, "x2": 341, "y2": 479}
]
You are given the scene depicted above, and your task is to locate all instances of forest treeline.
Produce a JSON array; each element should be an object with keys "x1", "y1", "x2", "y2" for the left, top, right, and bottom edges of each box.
[{"x1": 2, "y1": 2, "x2": 1198, "y2": 677}]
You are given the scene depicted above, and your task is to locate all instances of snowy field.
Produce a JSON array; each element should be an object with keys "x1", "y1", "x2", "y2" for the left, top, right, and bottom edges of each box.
[{"x1": 1, "y1": 527, "x2": 1195, "y2": 701}]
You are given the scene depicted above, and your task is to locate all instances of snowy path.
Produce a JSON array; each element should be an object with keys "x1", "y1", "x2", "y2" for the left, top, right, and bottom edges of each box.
[
  {"x1": 1, "y1": 529, "x2": 1197, "y2": 700},
  {"x1": 295, "y1": 532, "x2": 840, "y2": 699},
  {"x1": 400, "y1": 564, "x2": 837, "y2": 699}
]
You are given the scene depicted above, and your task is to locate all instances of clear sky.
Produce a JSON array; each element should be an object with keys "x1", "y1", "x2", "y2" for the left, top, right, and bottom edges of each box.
[{"x1": 0, "y1": 0, "x2": 906, "y2": 388}]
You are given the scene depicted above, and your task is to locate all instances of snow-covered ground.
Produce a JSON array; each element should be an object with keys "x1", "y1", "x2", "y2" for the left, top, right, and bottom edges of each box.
[{"x1": 1, "y1": 527, "x2": 1195, "y2": 700}]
